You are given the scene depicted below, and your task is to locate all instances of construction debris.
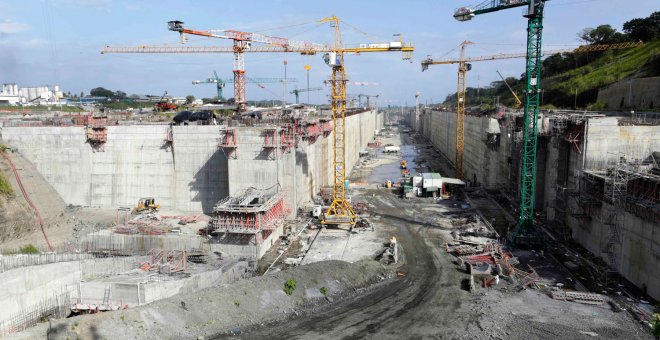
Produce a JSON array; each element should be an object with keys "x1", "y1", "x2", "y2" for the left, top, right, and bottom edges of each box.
[{"x1": 551, "y1": 289, "x2": 605, "y2": 305}]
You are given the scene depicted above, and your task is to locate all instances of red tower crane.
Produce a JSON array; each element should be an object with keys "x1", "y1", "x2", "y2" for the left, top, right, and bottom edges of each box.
[{"x1": 167, "y1": 21, "x2": 325, "y2": 112}]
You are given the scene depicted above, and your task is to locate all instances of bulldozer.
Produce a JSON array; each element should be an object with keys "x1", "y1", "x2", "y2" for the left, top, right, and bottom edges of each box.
[{"x1": 134, "y1": 197, "x2": 160, "y2": 213}]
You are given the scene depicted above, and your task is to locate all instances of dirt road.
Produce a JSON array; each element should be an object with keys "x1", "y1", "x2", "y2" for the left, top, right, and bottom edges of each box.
[{"x1": 230, "y1": 130, "x2": 649, "y2": 340}]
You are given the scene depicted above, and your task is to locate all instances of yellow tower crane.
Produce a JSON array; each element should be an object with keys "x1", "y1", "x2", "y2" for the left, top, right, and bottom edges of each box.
[
  {"x1": 101, "y1": 17, "x2": 413, "y2": 226},
  {"x1": 421, "y1": 41, "x2": 643, "y2": 180}
]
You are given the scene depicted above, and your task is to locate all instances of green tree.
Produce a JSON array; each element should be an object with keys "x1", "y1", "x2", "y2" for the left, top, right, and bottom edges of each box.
[
  {"x1": 185, "y1": 95, "x2": 196, "y2": 104},
  {"x1": 578, "y1": 25, "x2": 627, "y2": 45},
  {"x1": 90, "y1": 87, "x2": 115, "y2": 97},
  {"x1": 623, "y1": 12, "x2": 660, "y2": 42}
]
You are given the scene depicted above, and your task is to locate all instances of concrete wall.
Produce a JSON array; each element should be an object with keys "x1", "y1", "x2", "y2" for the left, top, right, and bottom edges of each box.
[
  {"x1": 597, "y1": 77, "x2": 660, "y2": 110},
  {"x1": 583, "y1": 117, "x2": 660, "y2": 169},
  {"x1": 0, "y1": 261, "x2": 80, "y2": 323},
  {"x1": 2, "y1": 125, "x2": 228, "y2": 214},
  {"x1": 3, "y1": 111, "x2": 381, "y2": 216},
  {"x1": 421, "y1": 109, "x2": 660, "y2": 300},
  {"x1": 567, "y1": 201, "x2": 660, "y2": 300},
  {"x1": 226, "y1": 109, "x2": 382, "y2": 213}
]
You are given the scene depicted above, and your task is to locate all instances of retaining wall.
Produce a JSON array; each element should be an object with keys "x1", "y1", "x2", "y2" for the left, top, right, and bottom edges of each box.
[
  {"x1": 2, "y1": 125, "x2": 228, "y2": 214},
  {"x1": 419, "y1": 109, "x2": 660, "y2": 300}
]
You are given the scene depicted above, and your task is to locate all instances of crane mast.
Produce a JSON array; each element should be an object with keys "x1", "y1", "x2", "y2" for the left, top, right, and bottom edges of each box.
[
  {"x1": 455, "y1": 41, "x2": 473, "y2": 179},
  {"x1": 320, "y1": 16, "x2": 355, "y2": 225},
  {"x1": 453, "y1": 0, "x2": 545, "y2": 244}
]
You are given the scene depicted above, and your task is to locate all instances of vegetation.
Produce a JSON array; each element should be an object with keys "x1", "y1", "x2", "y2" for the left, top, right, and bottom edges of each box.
[
  {"x1": 319, "y1": 286, "x2": 329, "y2": 296},
  {"x1": 0, "y1": 172, "x2": 13, "y2": 196},
  {"x1": 283, "y1": 278, "x2": 297, "y2": 295},
  {"x1": 19, "y1": 244, "x2": 39, "y2": 254},
  {"x1": 652, "y1": 313, "x2": 660, "y2": 337},
  {"x1": 443, "y1": 11, "x2": 660, "y2": 110}
]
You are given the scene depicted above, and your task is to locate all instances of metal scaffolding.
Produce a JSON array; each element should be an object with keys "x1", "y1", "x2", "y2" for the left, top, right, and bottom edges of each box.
[{"x1": 211, "y1": 188, "x2": 289, "y2": 243}]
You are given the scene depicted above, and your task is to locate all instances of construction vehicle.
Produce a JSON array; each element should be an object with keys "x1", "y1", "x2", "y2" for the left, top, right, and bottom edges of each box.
[
  {"x1": 496, "y1": 70, "x2": 522, "y2": 109},
  {"x1": 400, "y1": 160, "x2": 407, "y2": 169},
  {"x1": 154, "y1": 91, "x2": 177, "y2": 112},
  {"x1": 134, "y1": 197, "x2": 160, "y2": 213},
  {"x1": 101, "y1": 17, "x2": 413, "y2": 226}
]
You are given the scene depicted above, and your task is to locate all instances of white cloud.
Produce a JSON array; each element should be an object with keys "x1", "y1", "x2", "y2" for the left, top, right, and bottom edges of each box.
[
  {"x1": 0, "y1": 20, "x2": 29, "y2": 34},
  {"x1": 23, "y1": 38, "x2": 48, "y2": 47}
]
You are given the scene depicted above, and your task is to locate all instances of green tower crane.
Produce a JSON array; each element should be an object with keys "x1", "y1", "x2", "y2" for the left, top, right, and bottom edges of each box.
[
  {"x1": 290, "y1": 87, "x2": 323, "y2": 104},
  {"x1": 192, "y1": 71, "x2": 298, "y2": 102},
  {"x1": 454, "y1": 0, "x2": 546, "y2": 244}
]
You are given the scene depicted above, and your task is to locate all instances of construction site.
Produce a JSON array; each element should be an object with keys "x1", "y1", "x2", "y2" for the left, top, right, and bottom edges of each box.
[{"x1": 0, "y1": 1, "x2": 658, "y2": 339}]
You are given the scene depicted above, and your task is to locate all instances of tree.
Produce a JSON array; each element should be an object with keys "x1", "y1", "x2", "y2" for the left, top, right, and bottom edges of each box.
[
  {"x1": 578, "y1": 25, "x2": 627, "y2": 45},
  {"x1": 90, "y1": 87, "x2": 115, "y2": 98},
  {"x1": 114, "y1": 90, "x2": 127, "y2": 99},
  {"x1": 185, "y1": 95, "x2": 195, "y2": 104},
  {"x1": 623, "y1": 12, "x2": 660, "y2": 42}
]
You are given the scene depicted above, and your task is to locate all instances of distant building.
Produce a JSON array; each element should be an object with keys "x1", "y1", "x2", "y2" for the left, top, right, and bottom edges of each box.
[{"x1": 0, "y1": 83, "x2": 64, "y2": 105}]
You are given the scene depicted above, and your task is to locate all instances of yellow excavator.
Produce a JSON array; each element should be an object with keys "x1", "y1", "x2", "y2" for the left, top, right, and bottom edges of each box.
[
  {"x1": 496, "y1": 70, "x2": 522, "y2": 109},
  {"x1": 134, "y1": 197, "x2": 160, "y2": 213},
  {"x1": 400, "y1": 160, "x2": 408, "y2": 169}
]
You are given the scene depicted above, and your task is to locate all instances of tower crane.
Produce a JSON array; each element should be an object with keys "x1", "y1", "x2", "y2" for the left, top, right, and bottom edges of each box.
[
  {"x1": 166, "y1": 20, "x2": 323, "y2": 111},
  {"x1": 437, "y1": 0, "x2": 641, "y2": 243},
  {"x1": 356, "y1": 94, "x2": 380, "y2": 108},
  {"x1": 193, "y1": 71, "x2": 298, "y2": 102},
  {"x1": 101, "y1": 17, "x2": 413, "y2": 226},
  {"x1": 290, "y1": 87, "x2": 323, "y2": 104},
  {"x1": 420, "y1": 41, "x2": 642, "y2": 187}
]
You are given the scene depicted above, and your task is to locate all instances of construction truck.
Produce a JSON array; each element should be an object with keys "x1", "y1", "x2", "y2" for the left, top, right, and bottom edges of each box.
[
  {"x1": 400, "y1": 160, "x2": 407, "y2": 169},
  {"x1": 134, "y1": 197, "x2": 160, "y2": 213},
  {"x1": 154, "y1": 91, "x2": 178, "y2": 112}
]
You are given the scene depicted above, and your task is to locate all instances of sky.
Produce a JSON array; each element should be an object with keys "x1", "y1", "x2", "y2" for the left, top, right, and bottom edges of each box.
[{"x1": 0, "y1": 0, "x2": 657, "y2": 106}]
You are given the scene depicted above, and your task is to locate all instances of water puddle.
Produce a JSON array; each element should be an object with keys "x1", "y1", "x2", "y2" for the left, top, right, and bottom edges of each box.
[{"x1": 367, "y1": 144, "x2": 419, "y2": 184}]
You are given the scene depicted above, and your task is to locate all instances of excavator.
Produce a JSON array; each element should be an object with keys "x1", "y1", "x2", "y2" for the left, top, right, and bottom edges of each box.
[{"x1": 154, "y1": 91, "x2": 178, "y2": 112}]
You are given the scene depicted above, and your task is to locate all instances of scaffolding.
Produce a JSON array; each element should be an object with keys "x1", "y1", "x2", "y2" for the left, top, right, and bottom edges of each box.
[
  {"x1": 218, "y1": 127, "x2": 238, "y2": 159},
  {"x1": 211, "y1": 188, "x2": 289, "y2": 244},
  {"x1": 140, "y1": 249, "x2": 187, "y2": 274},
  {"x1": 85, "y1": 115, "x2": 108, "y2": 152}
]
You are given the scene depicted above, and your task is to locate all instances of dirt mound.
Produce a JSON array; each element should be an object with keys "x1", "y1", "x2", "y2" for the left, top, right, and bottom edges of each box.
[{"x1": 25, "y1": 260, "x2": 394, "y2": 339}]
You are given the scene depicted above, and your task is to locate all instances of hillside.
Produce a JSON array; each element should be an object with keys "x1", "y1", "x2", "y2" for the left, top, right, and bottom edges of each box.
[{"x1": 543, "y1": 39, "x2": 660, "y2": 108}]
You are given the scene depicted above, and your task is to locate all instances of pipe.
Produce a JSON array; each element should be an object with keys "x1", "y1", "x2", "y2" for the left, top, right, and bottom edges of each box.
[{"x1": 0, "y1": 150, "x2": 53, "y2": 252}]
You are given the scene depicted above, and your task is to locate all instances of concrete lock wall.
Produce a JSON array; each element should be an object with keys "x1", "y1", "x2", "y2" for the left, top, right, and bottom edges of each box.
[
  {"x1": 420, "y1": 110, "x2": 660, "y2": 300},
  {"x1": 583, "y1": 117, "x2": 660, "y2": 170},
  {"x1": 0, "y1": 261, "x2": 80, "y2": 323},
  {"x1": 2, "y1": 111, "x2": 380, "y2": 216},
  {"x1": 420, "y1": 110, "x2": 528, "y2": 195},
  {"x1": 2, "y1": 125, "x2": 228, "y2": 214},
  {"x1": 226, "y1": 109, "x2": 382, "y2": 214}
]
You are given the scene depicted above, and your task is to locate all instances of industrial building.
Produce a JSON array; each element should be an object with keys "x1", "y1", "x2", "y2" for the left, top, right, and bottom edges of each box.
[{"x1": 0, "y1": 83, "x2": 64, "y2": 106}]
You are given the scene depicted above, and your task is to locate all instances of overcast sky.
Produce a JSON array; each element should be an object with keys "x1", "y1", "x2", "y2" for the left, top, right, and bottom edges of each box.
[{"x1": 0, "y1": 0, "x2": 657, "y2": 105}]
